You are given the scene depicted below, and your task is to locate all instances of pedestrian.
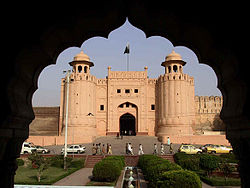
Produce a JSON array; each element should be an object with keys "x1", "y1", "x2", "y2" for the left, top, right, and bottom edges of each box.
[
  {"x1": 138, "y1": 144, "x2": 144, "y2": 155},
  {"x1": 161, "y1": 143, "x2": 165, "y2": 155},
  {"x1": 102, "y1": 144, "x2": 106, "y2": 155},
  {"x1": 153, "y1": 144, "x2": 158, "y2": 155},
  {"x1": 106, "y1": 143, "x2": 109, "y2": 153},
  {"x1": 169, "y1": 143, "x2": 173, "y2": 154},
  {"x1": 92, "y1": 143, "x2": 96, "y2": 155},
  {"x1": 130, "y1": 143, "x2": 134, "y2": 155},
  {"x1": 126, "y1": 143, "x2": 128, "y2": 154},
  {"x1": 167, "y1": 137, "x2": 171, "y2": 146},
  {"x1": 107, "y1": 144, "x2": 112, "y2": 155},
  {"x1": 128, "y1": 143, "x2": 133, "y2": 155},
  {"x1": 96, "y1": 143, "x2": 101, "y2": 155}
]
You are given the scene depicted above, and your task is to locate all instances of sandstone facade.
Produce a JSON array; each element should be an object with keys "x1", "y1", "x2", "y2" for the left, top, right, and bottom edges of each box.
[{"x1": 29, "y1": 50, "x2": 224, "y2": 142}]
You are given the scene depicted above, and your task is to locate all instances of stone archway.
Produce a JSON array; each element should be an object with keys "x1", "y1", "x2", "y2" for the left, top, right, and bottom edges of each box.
[
  {"x1": 1, "y1": 2, "x2": 250, "y2": 187},
  {"x1": 120, "y1": 113, "x2": 136, "y2": 136}
]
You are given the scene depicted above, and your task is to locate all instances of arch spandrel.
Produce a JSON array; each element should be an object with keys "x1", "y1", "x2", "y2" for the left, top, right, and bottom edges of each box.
[{"x1": 1, "y1": 2, "x2": 250, "y2": 187}]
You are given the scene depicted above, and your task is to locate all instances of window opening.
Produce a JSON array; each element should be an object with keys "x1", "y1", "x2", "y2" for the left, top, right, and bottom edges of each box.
[
  {"x1": 100, "y1": 105, "x2": 104, "y2": 110},
  {"x1": 125, "y1": 89, "x2": 130, "y2": 93},
  {"x1": 151, "y1": 104, "x2": 155, "y2": 110},
  {"x1": 84, "y1": 66, "x2": 87, "y2": 73},
  {"x1": 78, "y1": 65, "x2": 82, "y2": 73},
  {"x1": 173, "y1": 65, "x2": 178, "y2": 72}
]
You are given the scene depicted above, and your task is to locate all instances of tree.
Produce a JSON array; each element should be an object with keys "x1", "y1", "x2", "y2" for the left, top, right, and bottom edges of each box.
[
  {"x1": 28, "y1": 152, "x2": 49, "y2": 182},
  {"x1": 219, "y1": 161, "x2": 235, "y2": 181},
  {"x1": 199, "y1": 154, "x2": 220, "y2": 177}
]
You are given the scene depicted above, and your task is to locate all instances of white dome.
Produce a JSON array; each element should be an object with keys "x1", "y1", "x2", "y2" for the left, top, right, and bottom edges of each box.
[
  {"x1": 165, "y1": 50, "x2": 182, "y2": 61},
  {"x1": 74, "y1": 50, "x2": 90, "y2": 62}
]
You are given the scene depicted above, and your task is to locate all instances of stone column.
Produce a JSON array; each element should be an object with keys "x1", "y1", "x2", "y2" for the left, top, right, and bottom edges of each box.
[
  {"x1": 0, "y1": 128, "x2": 28, "y2": 188},
  {"x1": 224, "y1": 118, "x2": 250, "y2": 188}
]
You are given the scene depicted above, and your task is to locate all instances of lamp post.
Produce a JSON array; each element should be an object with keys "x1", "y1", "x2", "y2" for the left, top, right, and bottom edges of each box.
[{"x1": 63, "y1": 70, "x2": 71, "y2": 170}]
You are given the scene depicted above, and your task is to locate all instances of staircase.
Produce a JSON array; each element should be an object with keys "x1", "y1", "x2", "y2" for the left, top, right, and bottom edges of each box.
[
  {"x1": 160, "y1": 154, "x2": 175, "y2": 163},
  {"x1": 84, "y1": 155, "x2": 104, "y2": 168}
]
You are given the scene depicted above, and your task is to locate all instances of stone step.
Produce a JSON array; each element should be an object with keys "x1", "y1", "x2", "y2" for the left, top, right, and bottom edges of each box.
[{"x1": 84, "y1": 155, "x2": 104, "y2": 168}]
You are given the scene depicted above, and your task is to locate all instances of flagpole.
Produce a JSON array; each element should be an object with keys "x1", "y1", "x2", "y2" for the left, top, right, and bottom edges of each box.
[{"x1": 127, "y1": 53, "x2": 129, "y2": 71}]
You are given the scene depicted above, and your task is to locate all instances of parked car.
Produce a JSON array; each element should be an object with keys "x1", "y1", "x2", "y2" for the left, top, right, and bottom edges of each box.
[
  {"x1": 206, "y1": 144, "x2": 233, "y2": 154},
  {"x1": 61, "y1": 144, "x2": 86, "y2": 154},
  {"x1": 35, "y1": 145, "x2": 50, "y2": 154},
  {"x1": 178, "y1": 144, "x2": 202, "y2": 154},
  {"x1": 20, "y1": 142, "x2": 37, "y2": 154},
  {"x1": 200, "y1": 144, "x2": 214, "y2": 152}
]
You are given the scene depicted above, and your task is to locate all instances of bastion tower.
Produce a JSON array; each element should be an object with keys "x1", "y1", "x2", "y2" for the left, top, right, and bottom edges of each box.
[
  {"x1": 59, "y1": 51, "x2": 97, "y2": 142},
  {"x1": 157, "y1": 51, "x2": 195, "y2": 142}
]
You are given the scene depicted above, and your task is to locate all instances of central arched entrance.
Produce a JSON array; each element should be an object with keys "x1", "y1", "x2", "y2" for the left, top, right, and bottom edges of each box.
[{"x1": 120, "y1": 113, "x2": 136, "y2": 136}]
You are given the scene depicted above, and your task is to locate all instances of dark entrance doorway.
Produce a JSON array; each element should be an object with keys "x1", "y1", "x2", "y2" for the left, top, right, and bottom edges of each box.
[{"x1": 120, "y1": 113, "x2": 136, "y2": 136}]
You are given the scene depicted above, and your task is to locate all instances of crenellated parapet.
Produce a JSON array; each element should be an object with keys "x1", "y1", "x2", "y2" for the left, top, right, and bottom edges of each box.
[{"x1": 195, "y1": 96, "x2": 222, "y2": 114}]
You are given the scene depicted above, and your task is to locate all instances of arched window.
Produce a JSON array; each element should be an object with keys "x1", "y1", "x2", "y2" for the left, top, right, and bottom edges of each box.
[
  {"x1": 84, "y1": 66, "x2": 88, "y2": 73},
  {"x1": 179, "y1": 66, "x2": 182, "y2": 73},
  {"x1": 173, "y1": 65, "x2": 178, "y2": 72},
  {"x1": 168, "y1": 66, "x2": 171, "y2": 73},
  {"x1": 78, "y1": 65, "x2": 82, "y2": 73}
]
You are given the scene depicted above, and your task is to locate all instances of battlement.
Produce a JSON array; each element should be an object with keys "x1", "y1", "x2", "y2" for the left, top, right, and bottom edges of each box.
[
  {"x1": 108, "y1": 71, "x2": 147, "y2": 79},
  {"x1": 157, "y1": 73, "x2": 194, "y2": 84},
  {"x1": 195, "y1": 96, "x2": 222, "y2": 114},
  {"x1": 97, "y1": 78, "x2": 107, "y2": 85}
]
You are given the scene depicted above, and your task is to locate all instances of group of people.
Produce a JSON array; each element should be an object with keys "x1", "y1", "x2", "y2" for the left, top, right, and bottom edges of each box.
[
  {"x1": 125, "y1": 143, "x2": 144, "y2": 155},
  {"x1": 91, "y1": 137, "x2": 173, "y2": 155},
  {"x1": 153, "y1": 143, "x2": 173, "y2": 155},
  {"x1": 92, "y1": 143, "x2": 112, "y2": 155}
]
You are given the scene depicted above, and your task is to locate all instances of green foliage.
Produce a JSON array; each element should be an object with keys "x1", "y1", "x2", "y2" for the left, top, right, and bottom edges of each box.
[
  {"x1": 219, "y1": 153, "x2": 239, "y2": 163},
  {"x1": 92, "y1": 160, "x2": 121, "y2": 182},
  {"x1": 174, "y1": 152, "x2": 191, "y2": 163},
  {"x1": 138, "y1": 155, "x2": 182, "y2": 187},
  {"x1": 219, "y1": 161, "x2": 236, "y2": 180},
  {"x1": 70, "y1": 158, "x2": 85, "y2": 168},
  {"x1": 49, "y1": 155, "x2": 72, "y2": 168},
  {"x1": 28, "y1": 153, "x2": 50, "y2": 182},
  {"x1": 200, "y1": 176, "x2": 241, "y2": 186},
  {"x1": 102, "y1": 155, "x2": 125, "y2": 170},
  {"x1": 16, "y1": 158, "x2": 24, "y2": 166},
  {"x1": 199, "y1": 154, "x2": 220, "y2": 177},
  {"x1": 173, "y1": 153, "x2": 200, "y2": 171},
  {"x1": 157, "y1": 170, "x2": 202, "y2": 188}
]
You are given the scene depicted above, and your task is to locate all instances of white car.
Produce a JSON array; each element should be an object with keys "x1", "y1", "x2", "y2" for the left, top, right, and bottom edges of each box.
[
  {"x1": 21, "y1": 142, "x2": 37, "y2": 154},
  {"x1": 35, "y1": 145, "x2": 50, "y2": 154},
  {"x1": 61, "y1": 145, "x2": 86, "y2": 154}
]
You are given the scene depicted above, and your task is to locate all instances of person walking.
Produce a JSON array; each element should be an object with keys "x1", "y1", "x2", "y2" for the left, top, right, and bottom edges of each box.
[
  {"x1": 92, "y1": 143, "x2": 96, "y2": 155},
  {"x1": 106, "y1": 143, "x2": 109, "y2": 153},
  {"x1": 96, "y1": 143, "x2": 101, "y2": 155},
  {"x1": 138, "y1": 144, "x2": 144, "y2": 155},
  {"x1": 126, "y1": 143, "x2": 128, "y2": 154},
  {"x1": 161, "y1": 143, "x2": 165, "y2": 155},
  {"x1": 128, "y1": 143, "x2": 133, "y2": 155},
  {"x1": 102, "y1": 144, "x2": 106, "y2": 155},
  {"x1": 130, "y1": 143, "x2": 134, "y2": 155},
  {"x1": 167, "y1": 137, "x2": 171, "y2": 146},
  {"x1": 107, "y1": 144, "x2": 112, "y2": 155},
  {"x1": 153, "y1": 144, "x2": 158, "y2": 155},
  {"x1": 169, "y1": 143, "x2": 173, "y2": 154}
]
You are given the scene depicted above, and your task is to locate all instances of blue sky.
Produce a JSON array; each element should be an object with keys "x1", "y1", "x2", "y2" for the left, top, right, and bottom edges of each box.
[{"x1": 32, "y1": 20, "x2": 221, "y2": 107}]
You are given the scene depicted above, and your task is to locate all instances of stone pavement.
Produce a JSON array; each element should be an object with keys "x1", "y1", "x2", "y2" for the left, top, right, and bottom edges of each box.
[{"x1": 53, "y1": 168, "x2": 93, "y2": 186}]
